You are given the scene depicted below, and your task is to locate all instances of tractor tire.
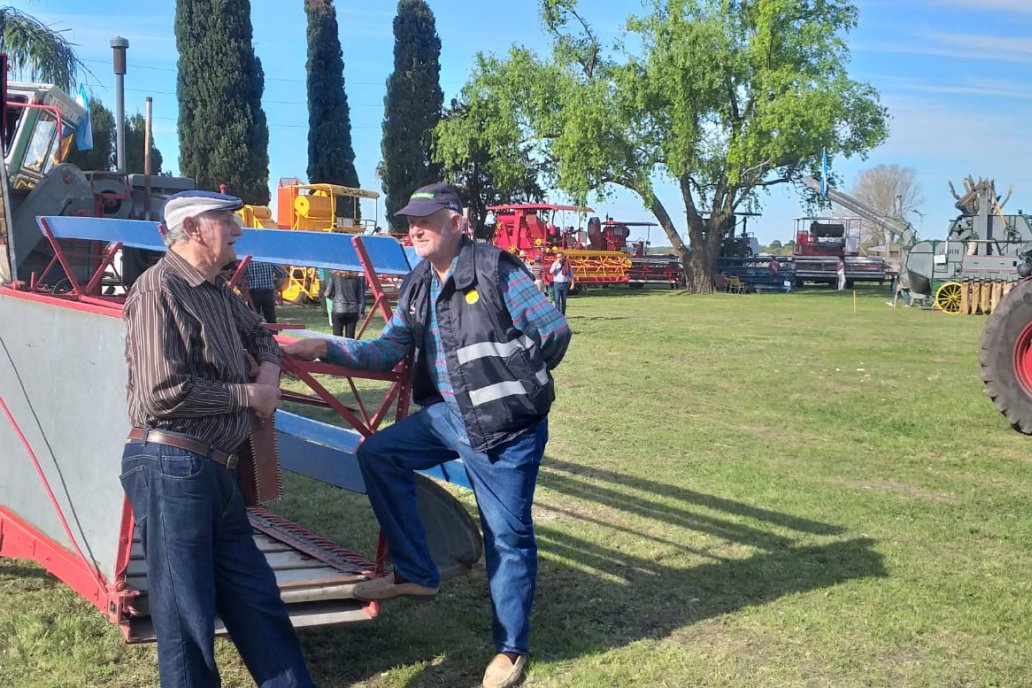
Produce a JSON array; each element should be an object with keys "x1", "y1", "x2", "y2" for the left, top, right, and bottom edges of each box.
[{"x1": 979, "y1": 279, "x2": 1032, "y2": 433}]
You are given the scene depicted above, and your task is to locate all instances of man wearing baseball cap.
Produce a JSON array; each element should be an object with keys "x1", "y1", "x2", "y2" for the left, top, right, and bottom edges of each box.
[
  {"x1": 284, "y1": 182, "x2": 572, "y2": 688},
  {"x1": 121, "y1": 190, "x2": 314, "y2": 687}
]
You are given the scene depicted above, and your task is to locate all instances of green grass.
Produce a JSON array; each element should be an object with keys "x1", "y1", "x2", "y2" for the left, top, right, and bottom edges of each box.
[{"x1": 3, "y1": 286, "x2": 1032, "y2": 687}]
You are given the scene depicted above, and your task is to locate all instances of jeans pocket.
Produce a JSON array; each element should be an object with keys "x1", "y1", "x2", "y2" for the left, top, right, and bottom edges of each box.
[{"x1": 158, "y1": 447, "x2": 206, "y2": 480}]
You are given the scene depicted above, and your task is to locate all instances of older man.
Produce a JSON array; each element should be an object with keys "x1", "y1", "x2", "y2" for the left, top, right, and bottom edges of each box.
[
  {"x1": 120, "y1": 190, "x2": 313, "y2": 688},
  {"x1": 284, "y1": 182, "x2": 571, "y2": 688}
]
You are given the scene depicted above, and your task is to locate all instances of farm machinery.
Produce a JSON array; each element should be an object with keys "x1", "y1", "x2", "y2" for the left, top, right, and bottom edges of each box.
[
  {"x1": 600, "y1": 219, "x2": 684, "y2": 288},
  {"x1": 488, "y1": 203, "x2": 632, "y2": 288},
  {"x1": 904, "y1": 177, "x2": 1032, "y2": 314},
  {"x1": 809, "y1": 174, "x2": 1032, "y2": 313},
  {"x1": 788, "y1": 216, "x2": 888, "y2": 288},
  {"x1": 0, "y1": 75, "x2": 479, "y2": 643},
  {"x1": 237, "y1": 178, "x2": 382, "y2": 303}
]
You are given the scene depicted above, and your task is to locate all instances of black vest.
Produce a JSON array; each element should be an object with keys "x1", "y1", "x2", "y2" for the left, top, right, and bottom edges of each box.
[{"x1": 397, "y1": 237, "x2": 554, "y2": 451}]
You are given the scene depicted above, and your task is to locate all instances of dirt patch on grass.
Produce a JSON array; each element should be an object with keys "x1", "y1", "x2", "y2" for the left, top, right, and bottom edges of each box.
[{"x1": 831, "y1": 478, "x2": 959, "y2": 503}]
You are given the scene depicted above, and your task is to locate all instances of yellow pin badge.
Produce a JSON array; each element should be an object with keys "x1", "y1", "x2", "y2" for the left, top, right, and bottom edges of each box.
[{"x1": 465, "y1": 289, "x2": 480, "y2": 305}]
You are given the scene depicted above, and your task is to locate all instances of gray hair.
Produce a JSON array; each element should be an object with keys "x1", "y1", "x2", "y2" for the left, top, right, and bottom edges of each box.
[{"x1": 162, "y1": 222, "x2": 188, "y2": 247}]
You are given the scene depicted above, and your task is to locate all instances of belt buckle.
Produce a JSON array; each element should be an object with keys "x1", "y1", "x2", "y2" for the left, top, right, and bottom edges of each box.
[{"x1": 225, "y1": 455, "x2": 239, "y2": 470}]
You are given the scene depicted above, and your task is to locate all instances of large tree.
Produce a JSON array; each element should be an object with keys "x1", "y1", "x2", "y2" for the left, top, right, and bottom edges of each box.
[
  {"x1": 0, "y1": 7, "x2": 85, "y2": 91},
  {"x1": 436, "y1": 99, "x2": 545, "y2": 238},
  {"x1": 436, "y1": 0, "x2": 888, "y2": 292},
  {"x1": 381, "y1": 0, "x2": 443, "y2": 230},
  {"x1": 124, "y1": 112, "x2": 164, "y2": 175},
  {"x1": 305, "y1": 0, "x2": 359, "y2": 216},
  {"x1": 67, "y1": 102, "x2": 163, "y2": 175},
  {"x1": 175, "y1": 0, "x2": 270, "y2": 203}
]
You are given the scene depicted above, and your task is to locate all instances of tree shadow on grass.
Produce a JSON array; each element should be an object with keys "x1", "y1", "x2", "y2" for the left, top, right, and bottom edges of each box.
[{"x1": 301, "y1": 456, "x2": 885, "y2": 687}]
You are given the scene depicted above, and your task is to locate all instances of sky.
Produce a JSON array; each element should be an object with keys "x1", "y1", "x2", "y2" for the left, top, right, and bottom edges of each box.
[{"x1": 19, "y1": 0, "x2": 1032, "y2": 247}]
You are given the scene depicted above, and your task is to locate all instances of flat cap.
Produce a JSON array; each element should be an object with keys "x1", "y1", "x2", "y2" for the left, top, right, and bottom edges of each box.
[{"x1": 162, "y1": 190, "x2": 244, "y2": 233}]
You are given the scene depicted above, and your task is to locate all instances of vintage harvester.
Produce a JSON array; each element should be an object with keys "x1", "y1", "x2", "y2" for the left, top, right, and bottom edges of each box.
[
  {"x1": 599, "y1": 219, "x2": 683, "y2": 288},
  {"x1": 488, "y1": 203, "x2": 631, "y2": 288},
  {"x1": 904, "y1": 178, "x2": 1032, "y2": 314},
  {"x1": 0, "y1": 76, "x2": 480, "y2": 643},
  {"x1": 794, "y1": 175, "x2": 896, "y2": 288}
]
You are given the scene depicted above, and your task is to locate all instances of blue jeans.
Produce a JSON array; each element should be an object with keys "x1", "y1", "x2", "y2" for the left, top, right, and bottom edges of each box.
[
  {"x1": 357, "y1": 402, "x2": 547, "y2": 655},
  {"x1": 120, "y1": 440, "x2": 313, "y2": 688},
  {"x1": 552, "y1": 281, "x2": 570, "y2": 314}
]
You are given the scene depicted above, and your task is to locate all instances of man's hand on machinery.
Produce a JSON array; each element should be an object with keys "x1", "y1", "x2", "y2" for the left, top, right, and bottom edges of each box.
[{"x1": 281, "y1": 338, "x2": 329, "y2": 361}]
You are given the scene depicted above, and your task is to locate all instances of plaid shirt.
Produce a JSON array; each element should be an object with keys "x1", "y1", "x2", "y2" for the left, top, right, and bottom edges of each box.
[
  {"x1": 245, "y1": 261, "x2": 286, "y2": 291},
  {"x1": 324, "y1": 259, "x2": 570, "y2": 406}
]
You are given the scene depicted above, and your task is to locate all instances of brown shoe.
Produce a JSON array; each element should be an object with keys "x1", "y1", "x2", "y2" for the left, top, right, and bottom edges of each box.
[
  {"x1": 352, "y1": 572, "x2": 438, "y2": 601},
  {"x1": 482, "y1": 653, "x2": 527, "y2": 688}
]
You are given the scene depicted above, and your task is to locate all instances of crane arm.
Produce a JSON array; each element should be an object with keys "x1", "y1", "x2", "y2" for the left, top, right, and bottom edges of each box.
[{"x1": 802, "y1": 175, "x2": 913, "y2": 240}]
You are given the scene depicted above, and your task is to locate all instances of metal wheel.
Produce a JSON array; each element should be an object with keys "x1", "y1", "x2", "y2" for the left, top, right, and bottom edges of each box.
[{"x1": 935, "y1": 282, "x2": 964, "y2": 314}]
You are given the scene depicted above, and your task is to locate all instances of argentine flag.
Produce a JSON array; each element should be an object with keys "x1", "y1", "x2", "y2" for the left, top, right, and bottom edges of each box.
[{"x1": 74, "y1": 84, "x2": 93, "y2": 151}]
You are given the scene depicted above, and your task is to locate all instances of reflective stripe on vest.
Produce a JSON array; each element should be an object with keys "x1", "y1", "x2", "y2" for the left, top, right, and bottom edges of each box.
[
  {"x1": 468, "y1": 365, "x2": 549, "y2": 407},
  {"x1": 455, "y1": 334, "x2": 536, "y2": 365}
]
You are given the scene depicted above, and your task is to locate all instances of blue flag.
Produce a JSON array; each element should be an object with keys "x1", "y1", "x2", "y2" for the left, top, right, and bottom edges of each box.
[
  {"x1": 820, "y1": 148, "x2": 828, "y2": 197},
  {"x1": 75, "y1": 84, "x2": 93, "y2": 152}
]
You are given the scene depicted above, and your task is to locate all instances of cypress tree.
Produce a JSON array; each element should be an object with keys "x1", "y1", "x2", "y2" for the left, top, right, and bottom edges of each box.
[
  {"x1": 124, "y1": 113, "x2": 164, "y2": 175},
  {"x1": 175, "y1": 0, "x2": 270, "y2": 204},
  {"x1": 305, "y1": 0, "x2": 359, "y2": 218},
  {"x1": 381, "y1": 0, "x2": 443, "y2": 230}
]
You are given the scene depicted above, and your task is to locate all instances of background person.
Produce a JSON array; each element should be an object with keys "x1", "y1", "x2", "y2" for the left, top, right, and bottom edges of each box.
[
  {"x1": 121, "y1": 190, "x2": 313, "y2": 688},
  {"x1": 321, "y1": 269, "x2": 365, "y2": 338},
  {"x1": 283, "y1": 182, "x2": 571, "y2": 688},
  {"x1": 245, "y1": 259, "x2": 287, "y2": 323},
  {"x1": 531, "y1": 255, "x2": 545, "y2": 293},
  {"x1": 550, "y1": 251, "x2": 574, "y2": 314}
]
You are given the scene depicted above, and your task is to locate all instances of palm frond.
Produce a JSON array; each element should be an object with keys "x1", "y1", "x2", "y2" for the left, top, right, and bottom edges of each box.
[{"x1": 0, "y1": 7, "x2": 86, "y2": 91}]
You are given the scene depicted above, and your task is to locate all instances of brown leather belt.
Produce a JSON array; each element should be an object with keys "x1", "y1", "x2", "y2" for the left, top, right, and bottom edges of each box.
[{"x1": 128, "y1": 428, "x2": 239, "y2": 470}]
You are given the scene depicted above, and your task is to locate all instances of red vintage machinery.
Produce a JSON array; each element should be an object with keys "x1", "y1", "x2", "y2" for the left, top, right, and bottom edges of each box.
[
  {"x1": 791, "y1": 216, "x2": 886, "y2": 288},
  {"x1": 488, "y1": 203, "x2": 631, "y2": 286},
  {"x1": 600, "y1": 219, "x2": 683, "y2": 288}
]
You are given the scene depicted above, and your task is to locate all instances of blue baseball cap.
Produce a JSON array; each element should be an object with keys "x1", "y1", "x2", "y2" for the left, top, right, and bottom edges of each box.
[{"x1": 395, "y1": 182, "x2": 463, "y2": 217}]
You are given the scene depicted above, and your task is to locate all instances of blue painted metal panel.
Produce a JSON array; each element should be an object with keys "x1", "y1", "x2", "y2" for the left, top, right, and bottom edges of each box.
[
  {"x1": 36, "y1": 216, "x2": 412, "y2": 275},
  {"x1": 275, "y1": 410, "x2": 471, "y2": 491}
]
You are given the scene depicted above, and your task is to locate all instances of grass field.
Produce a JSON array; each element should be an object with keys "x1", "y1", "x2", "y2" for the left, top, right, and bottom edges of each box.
[{"x1": 2, "y1": 285, "x2": 1031, "y2": 687}]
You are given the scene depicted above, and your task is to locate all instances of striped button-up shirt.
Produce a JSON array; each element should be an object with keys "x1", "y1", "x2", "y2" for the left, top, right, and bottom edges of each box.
[
  {"x1": 323, "y1": 260, "x2": 570, "y2": 400},
  {"x1": 124, "y1": 249, "x2": 279, "y2": 452}
]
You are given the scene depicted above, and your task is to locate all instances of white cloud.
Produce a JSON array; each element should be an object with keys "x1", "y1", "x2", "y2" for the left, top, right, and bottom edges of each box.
[
  {"x1": 929, "y1": 0, "x2": 1032, "y2": 14},
  {"x1": 855, "y1": 31, "x2": 1032, "y2": 64},
  {"x1": 872, "y1": 75, "x2": 1032, "y2": 101}
]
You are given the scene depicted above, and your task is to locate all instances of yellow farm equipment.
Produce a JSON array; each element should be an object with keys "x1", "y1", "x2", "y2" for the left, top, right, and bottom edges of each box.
[{"x1": 236, "y1": 179, "x2": 381, "y2": 303}]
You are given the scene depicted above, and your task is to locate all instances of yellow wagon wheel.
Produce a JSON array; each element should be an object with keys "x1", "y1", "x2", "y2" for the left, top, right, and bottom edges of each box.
[{"x1": 935, "y1": 281, "x2": 964, "y2": 314}]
